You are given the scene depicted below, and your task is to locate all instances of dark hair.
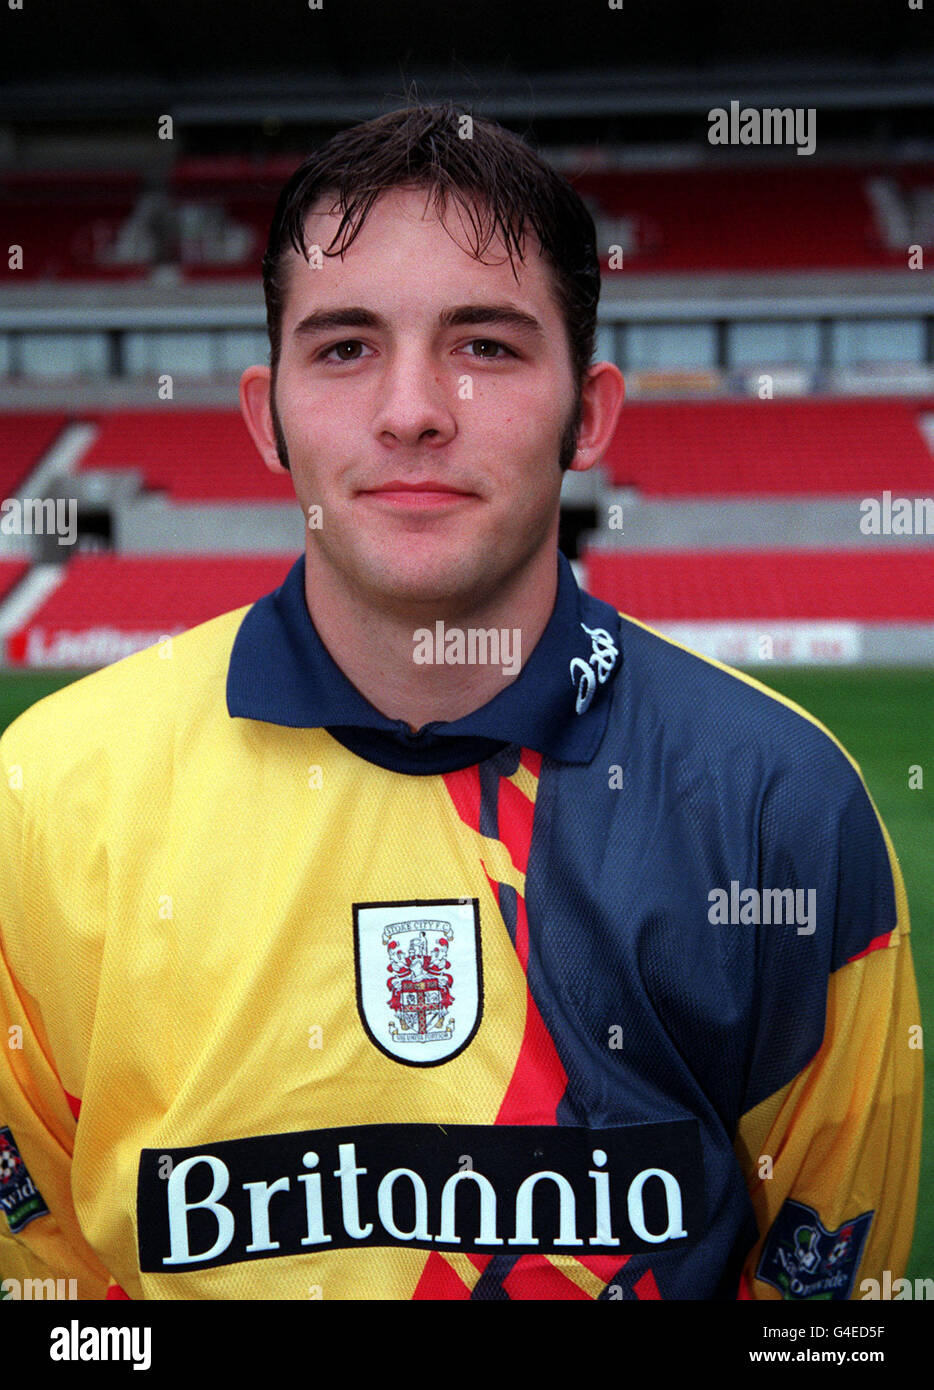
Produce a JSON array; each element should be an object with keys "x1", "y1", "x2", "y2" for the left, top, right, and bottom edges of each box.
[{"x1": 261, "y1": 102, "x2": 601, "y2": 469}]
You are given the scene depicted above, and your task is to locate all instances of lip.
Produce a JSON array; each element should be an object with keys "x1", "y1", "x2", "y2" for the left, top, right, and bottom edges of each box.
[
  {"x1": 359, "y1": 481, "x2": 478, "y2": 509},
  {"x1": 364, "y1": 481, "x2": 475, "y2": 494}
]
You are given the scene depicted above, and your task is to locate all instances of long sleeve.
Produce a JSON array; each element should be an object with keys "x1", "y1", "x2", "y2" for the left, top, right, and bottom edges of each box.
[
  {"x1": 734, "y1": 779, "x2": 922, "y2": 1300},
  {"x1": 0, "y1": 733, "x2": 112, "y2": 1299}
]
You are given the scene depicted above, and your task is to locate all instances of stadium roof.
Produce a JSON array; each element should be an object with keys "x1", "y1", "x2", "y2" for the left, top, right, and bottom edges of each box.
[{"x1": 5, "y1": 0, "x2": 934, "y2": 126}]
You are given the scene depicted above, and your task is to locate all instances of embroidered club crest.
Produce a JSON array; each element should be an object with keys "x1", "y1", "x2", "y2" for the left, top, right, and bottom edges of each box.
[{"x1": 353, "y1": 899, "x2": 482, "y2": 1066}]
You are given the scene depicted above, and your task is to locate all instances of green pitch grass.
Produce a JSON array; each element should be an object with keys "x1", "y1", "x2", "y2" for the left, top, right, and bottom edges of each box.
[
  {"x1": 0, "y1": 671, "x2": 86, "y2": 729},
  {"x1": 0, "y1": 666, "x2": 930, "y2": 1281}
]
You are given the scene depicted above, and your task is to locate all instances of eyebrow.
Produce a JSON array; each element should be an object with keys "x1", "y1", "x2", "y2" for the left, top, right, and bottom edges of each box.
[{"x1": 291, "y1": 304, "x2": 546, "y2": 341}]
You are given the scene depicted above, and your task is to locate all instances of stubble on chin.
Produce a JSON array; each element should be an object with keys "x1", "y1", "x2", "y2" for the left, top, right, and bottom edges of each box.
[{"x1": 316, "y1": 525, "x2": 511, "y2": 618}]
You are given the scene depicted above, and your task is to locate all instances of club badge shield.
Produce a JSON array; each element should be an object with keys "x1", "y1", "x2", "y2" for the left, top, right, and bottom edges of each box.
[{"x1": 353, "y1": 898, "x2": 483, "y2": 1066}]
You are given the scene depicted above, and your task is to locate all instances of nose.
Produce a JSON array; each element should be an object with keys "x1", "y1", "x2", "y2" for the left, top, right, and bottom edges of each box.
[{"x1": 372, "y1": 347, "x2": 457, "y2": 449}]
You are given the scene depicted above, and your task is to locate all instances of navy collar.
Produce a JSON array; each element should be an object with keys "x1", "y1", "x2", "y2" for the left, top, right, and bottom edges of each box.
[{"x1": 226, "y1": 551, "x2": 623, "y2": 775}]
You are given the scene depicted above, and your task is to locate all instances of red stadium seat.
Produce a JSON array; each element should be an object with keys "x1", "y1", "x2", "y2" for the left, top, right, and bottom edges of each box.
[
  {"x1": 604, "y1": 398, "x2": 934, "y2": 496},
  {"x1": 5, "y1": 554, "x2": 295, "y2": 666},
  {"x1": 0, "y1": 413, "x2": 68, "y2": 495},
  {"x1": 76, "y1": 410, "x2": 294, "y2": 501},
  {"x1": 584, "y1": 548, "x2": 934, "y2": 620},
  {"x1": 0, "y1": 561, "x2": 29, "y2": 605}
]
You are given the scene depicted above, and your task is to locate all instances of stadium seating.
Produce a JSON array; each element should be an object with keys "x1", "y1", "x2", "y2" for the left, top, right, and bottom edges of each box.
[
  {"x1": 0, "y1": 561, "x2": 29, "y2": 605},
  {"x1": 583, "y1": 548, "x2": 934, "y2": 620},
  {"x1": 604, "y1": 398, "x2": 934, "y2": 495},
  {"x1": 0, "y1": 413, "x2": 67, "y2": 496},
  {"x1": 6, "y1": 162, "x2": 931, "y2": 280},
  {"x1": 2, "y1": 171, "x2": 144, "y2": 280},
  {"x1": 577, "y1": 165, "x2": 914, "y2": 272},
  {"x1": 4, "y1": 554, "x2": 295, "y2": 666},
  {"x1": 76, "y1": 410, "x2": 294, "y2": 501}
]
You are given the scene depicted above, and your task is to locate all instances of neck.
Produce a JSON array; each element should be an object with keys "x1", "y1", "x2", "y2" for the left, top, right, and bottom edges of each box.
[{"x1": 304, "y1": 548, "x2": 560, "y2": 731}]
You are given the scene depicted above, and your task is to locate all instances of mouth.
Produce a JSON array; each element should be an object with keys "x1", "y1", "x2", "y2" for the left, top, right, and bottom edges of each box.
[{"x1": 358, "y1": 481, "x2": 478, "y2": 511}]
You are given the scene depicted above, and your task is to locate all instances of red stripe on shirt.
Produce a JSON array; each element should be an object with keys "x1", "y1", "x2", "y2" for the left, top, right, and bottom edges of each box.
[
  {"x1": 497, "y1": 776, "x2": 537, "y2": 876},
  {"x1": 519, "y1": 749, "x2": 543, "y2": 778},
  {"x1": 847, "y1": 930, "x2": 894, "y2": 962},
  {"x1": 484, "y1": 871, "x2": 568, "y2": 1126},
  {"x1": 634, "y1": 1268, "x2": 662, "y2": 1299},
  {"x1": 441, "y1": 765, "x2": 482, "y2": 833},
  {"x1": 412, "y1": 1251, "x2": 474, "y2": 1299},
  {"x1": 503, "y1": 1255, "x2": 593, "y2": 1301}
]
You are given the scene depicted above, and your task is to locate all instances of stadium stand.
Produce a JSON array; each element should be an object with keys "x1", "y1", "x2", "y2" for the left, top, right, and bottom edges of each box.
[
  {"x1": 4, "y1": 554, "x2": 295, "y2": 666},
  {"x1": 6, "y1": 162, "x2": 932, "y2": 280},
  {"x1": 583, "y1": 549, "x2": 934, "y2": 620},
  {"x1": 577, "y1": 166, "x2": 924, "y2": 272},
  {"x1": 75, "y1": 410, "x2": 294, "y2": 501},
  {"x1": 603, "y1": 398, "x2": 934, "y2": 495},
  {"x1": 169, "y1": 156, "x2": 286, "y2": 278},
  {"x1": 0, "y1": 413, "x2": 67, "y2": 495},
  {"x1": 0, "y1": 562, "x2": 29, "y2": 606},
  {"x1": 2, "y1": 171, "x2": 144, "y2": 280}
]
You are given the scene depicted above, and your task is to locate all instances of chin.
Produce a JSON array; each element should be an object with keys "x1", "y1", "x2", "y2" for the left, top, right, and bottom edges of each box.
[{"x1": 360, "y1": 546, "x2": 493, "y2": 610}]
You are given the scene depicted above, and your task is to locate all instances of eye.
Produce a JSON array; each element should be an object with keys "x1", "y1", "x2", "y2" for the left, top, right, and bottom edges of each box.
[
  {"x1": 318, "y1": 340, "x2": 371, "y2": 362},
  {"x1": 464, "y1": 339, "x2": 516, "y2": 359}
]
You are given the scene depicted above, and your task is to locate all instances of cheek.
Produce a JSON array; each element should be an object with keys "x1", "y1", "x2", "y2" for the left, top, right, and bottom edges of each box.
[
  {"x1": 509, "y1": 380, "x2": 567, "y2": 435},
  {"x1": 477, "y1": 396, "x2": 562, "y2": 451},
  {"x1": 279, "y1": 401, "x2": 344, "y2": 471}
]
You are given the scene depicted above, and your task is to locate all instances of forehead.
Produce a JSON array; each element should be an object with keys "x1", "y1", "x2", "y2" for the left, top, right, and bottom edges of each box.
[{"x1": 280, "y1": 185, "x2": 562, "y2": 324}]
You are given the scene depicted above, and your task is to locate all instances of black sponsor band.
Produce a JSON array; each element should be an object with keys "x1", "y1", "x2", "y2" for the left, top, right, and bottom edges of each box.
[{"x1": 138, "y1": 1120, "x2": 704, "y2": 1272}]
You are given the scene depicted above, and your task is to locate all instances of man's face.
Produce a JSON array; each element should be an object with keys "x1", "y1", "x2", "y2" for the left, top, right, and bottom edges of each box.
[{"x1": 269, "y1": 186, "x2": 580, "y2": 614}]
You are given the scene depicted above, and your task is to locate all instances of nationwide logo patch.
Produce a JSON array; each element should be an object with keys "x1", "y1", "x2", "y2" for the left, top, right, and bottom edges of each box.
[
  {"x1": 756, "y1": 1198, "x2": 873, "y2": 1300},
  {"x1": 353, "y1": 898, "x2": 482, "y2": 1066},
  {"x1": 0, "y1": 1126, "x2": 50, "y2": 1234}
]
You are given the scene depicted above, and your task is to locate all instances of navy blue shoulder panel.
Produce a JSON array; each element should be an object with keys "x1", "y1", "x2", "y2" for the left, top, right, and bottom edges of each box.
[{"x1": 519, "y1": 618, "x2": 897, "y2": 1297}]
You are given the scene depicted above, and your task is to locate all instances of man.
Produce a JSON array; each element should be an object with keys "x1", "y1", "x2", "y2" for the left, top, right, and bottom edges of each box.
[{"x1": 0, "y1": 104, "x2": 921, "y2": 1301}]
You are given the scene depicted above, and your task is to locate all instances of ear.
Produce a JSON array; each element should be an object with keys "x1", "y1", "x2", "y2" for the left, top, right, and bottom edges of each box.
[
  {"x1": 568, "y1": 361, "x2": 625, "y2": 473},
  {"x1": 239, "y1": 365, "x2": 289, "y2": 475}
]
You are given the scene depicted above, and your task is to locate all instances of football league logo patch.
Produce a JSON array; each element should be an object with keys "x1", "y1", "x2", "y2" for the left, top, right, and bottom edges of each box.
[
  {"x1": 353, "y1": 898, "x2": 482, "y2": 1066},
  {"x1": 756, "y1": 1198, "x2": 873, "y2": 1300},
  {"x1": 0, "y1": 1126, "x2": 50, "y2": 1234}
]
